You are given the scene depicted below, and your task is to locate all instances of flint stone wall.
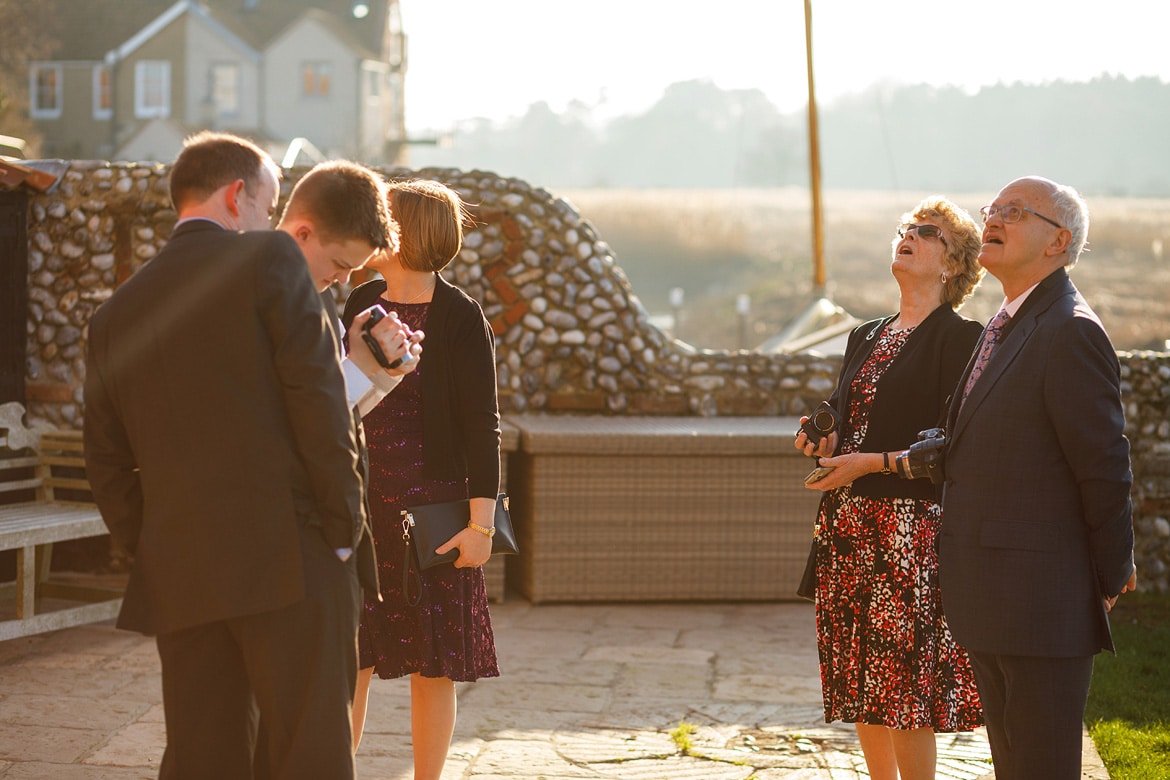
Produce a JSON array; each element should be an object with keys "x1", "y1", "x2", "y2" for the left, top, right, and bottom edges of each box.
[{"x1": 20, "y1": 162, "x2": 1170, "y2": 593}]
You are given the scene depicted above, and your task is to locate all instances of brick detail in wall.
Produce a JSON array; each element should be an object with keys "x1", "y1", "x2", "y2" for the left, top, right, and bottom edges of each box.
[{"x1": 26, "y1": 382, "x2": 73, "y2": 403}]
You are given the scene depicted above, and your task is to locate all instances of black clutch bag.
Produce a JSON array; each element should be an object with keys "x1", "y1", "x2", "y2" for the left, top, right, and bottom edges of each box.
[
  {"x1": 401, "y1": 492, "x2": 518, "y2": 570},
  {"x1": 796, "y1": 537, "x2": 817, "y2": 602}
]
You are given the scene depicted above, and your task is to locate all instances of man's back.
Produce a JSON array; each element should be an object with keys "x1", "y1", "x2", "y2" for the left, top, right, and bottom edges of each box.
[{"x1": 84, "y1": 220, "x2": 363, "y2": 635}]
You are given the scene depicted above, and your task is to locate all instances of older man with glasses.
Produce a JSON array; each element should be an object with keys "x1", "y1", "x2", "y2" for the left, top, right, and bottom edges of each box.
[{"x1": 937, "y1": 176, "x2": 1137, "y2": 780}]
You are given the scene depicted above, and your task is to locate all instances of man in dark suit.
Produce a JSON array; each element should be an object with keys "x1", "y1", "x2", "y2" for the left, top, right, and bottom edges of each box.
[
  {"x1": 83, "y1": 132, "x2": 402, "y2": 779},
  {"x1": 939, "y1": 176, "x2": 1137, "y2": 780}
]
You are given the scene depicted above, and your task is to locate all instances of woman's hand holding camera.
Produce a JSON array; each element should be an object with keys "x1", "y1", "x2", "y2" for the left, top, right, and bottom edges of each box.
[
  {"x1": 795, "y1": 401, "x2": 840, "y2": 486},
  {"x1": 794, "y1": 426, "x2": 838, "y2": 459},
  {"x1": 794, "y1": 402, "x2": 840, "y2": 458}
]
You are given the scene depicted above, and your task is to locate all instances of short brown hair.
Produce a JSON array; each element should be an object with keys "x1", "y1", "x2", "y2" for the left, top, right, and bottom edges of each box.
[
  {"x1": 388, "y1": 180, "x2": 472, "y2": 272},
  {"x1": 900, "y1": 196, "x2": 985, "y2": 309},
  {"x1": 169, "y1": 131, "x2": 278, "y2": 211},
  {"x1": 281, "y1": 161, "x2": 392, "y2": 250}
]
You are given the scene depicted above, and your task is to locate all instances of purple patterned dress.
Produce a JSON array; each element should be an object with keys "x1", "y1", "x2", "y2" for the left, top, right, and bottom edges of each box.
[
  {"x1": 814, "y1": 324, "x2": 981, "y2": 731},
  {"x1": 357, "y1": 300, "x2": 499, "y2": 682}
]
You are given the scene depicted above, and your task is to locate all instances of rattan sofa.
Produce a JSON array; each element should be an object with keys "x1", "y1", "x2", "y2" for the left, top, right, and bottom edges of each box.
[{"x1": 503, "y1": 414, "x2": 820, "y2": 603}]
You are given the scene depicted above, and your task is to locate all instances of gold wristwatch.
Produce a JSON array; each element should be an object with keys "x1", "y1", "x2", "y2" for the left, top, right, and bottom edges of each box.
[{"x1": 468, "y1": 520, "x2": 496, "y2": 538}]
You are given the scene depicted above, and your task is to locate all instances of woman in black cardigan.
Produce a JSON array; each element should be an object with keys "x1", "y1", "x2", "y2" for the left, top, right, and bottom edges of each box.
[
  {"x1": 794, "y1": 197, "x2": 986, "y2": 780},
  {"x1": 342, "y1": 180, "x2": 501, "y2": 779}
]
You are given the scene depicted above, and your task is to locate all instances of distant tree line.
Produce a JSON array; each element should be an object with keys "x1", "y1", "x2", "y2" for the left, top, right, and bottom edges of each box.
[{"x1": 409, "y1": 75, "x2": 1170, "y2": 196}]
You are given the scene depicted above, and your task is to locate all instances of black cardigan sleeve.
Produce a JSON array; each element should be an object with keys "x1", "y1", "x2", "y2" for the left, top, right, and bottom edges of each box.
[{"x1": 420, "y1": 276, "x2": 502, "y2": 498}]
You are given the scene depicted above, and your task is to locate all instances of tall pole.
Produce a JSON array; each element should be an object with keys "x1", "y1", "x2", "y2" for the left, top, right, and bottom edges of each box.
[{"x1": 804, "y1": 0, "x2": 826, "y2": 296}]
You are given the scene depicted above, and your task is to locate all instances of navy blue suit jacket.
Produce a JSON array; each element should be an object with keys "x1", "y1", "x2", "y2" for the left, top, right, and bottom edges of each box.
[{"x1": 939, "y1": 269, "x2": 1135, "y2": 657}]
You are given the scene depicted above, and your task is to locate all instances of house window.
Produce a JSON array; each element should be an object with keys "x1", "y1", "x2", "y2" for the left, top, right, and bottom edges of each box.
[
  {"x1": 134, "y1": 60, "x2": 171, "y2": 118},
  {"x1": 211, "y1": 63, "x2": 240, "y2": 116},
  {"x1": 302, "y1": 62, "x2": 331, "y2": 97},
  {"x1": 30, "y1": 64, "x2": 62, "y2": 119},
  {"x1": 93, "y1": 66, "x2": 112, "y2": 120}
]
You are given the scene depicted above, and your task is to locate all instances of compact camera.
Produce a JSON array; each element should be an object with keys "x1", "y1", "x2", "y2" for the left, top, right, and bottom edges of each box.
[
  {"x1": 361, "y1": 305, "x2": 415, "y2": 370},
  {"x1": 904, "y1": 427, "x2": 946, "y2": 484},
  {"x1": 800, "y1": 401, "x2": 839, "y2": 447},
  {"x1": 801, "y1": 401, "x2": 840, "y2": 484}
]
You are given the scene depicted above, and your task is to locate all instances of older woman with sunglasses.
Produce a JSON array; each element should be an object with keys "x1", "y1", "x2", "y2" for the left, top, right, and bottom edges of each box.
[{"x1": 794, "y1": 196, "x2": 986, "y2": 780}]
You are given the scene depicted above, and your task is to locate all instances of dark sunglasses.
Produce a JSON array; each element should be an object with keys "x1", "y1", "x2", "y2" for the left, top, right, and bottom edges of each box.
[{"x1": 897, "y1": 223, "x2": 947, "y2": 246}]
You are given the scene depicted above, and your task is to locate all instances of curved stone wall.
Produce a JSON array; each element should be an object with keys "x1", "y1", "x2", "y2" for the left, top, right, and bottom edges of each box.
[
  {"x1": 24, "y1": 162, "x2": 841, "y2": 427},
  {"x1": 18, "y1": 162, "x2": 1170, "y2": 592}
]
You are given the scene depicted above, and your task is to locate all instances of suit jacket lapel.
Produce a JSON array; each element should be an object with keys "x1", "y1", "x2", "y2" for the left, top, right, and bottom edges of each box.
[
  {"x1": 320, "y1": 292, "x2": 342, "y2": 342},
  {"x1": 949, "y1": 273, "x2": 1073, "y2": 442},
  {"x1": 951, "y1": 316, "x2": 1032, "y2": 439},
  {"x1": 322, "y1": 289, "x2": 382, "y2": 596},
  {"x1": 949, "y1": 324, "x2": 988, "y2": 432}
]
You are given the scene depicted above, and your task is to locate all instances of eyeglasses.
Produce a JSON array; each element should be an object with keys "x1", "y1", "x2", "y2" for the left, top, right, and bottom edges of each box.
[
  {"x1": 979, "y1": 204, "x2": 1063, "y2": 230},
  {"x1": 897, "y1": 223, "x2": 947, "y2": 246}
]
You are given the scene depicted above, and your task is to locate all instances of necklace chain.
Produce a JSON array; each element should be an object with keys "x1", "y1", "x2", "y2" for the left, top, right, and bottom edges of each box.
[{"x1": 390, "y1": 276, "x2": 435, "y2": 304}]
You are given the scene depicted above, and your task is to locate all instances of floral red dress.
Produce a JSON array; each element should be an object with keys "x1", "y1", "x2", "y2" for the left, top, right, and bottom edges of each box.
[{"x1": 814, "y1": 325, "x2": 982, "y2": 731}]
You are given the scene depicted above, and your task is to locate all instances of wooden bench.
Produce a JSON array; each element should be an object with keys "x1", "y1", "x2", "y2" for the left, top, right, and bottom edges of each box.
[
  {"x1": 0, "y1": 402, "x2": 122, "y2": 641},
  {"x1": 503, "y1": 414, "x2": 822, "y2": 603}
]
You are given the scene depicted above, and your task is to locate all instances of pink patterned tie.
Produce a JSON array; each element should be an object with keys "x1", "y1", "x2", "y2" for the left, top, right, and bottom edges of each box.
[{"x1": 960, "y1": 309, "x2": 1011, "y2": 408}]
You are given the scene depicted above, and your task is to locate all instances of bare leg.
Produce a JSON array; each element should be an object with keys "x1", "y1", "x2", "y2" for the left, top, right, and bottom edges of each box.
[
  {"x1": 410, "y1": 674, "x2": 456, "y2": 780},
  {"x1": 888, "y1": 726, "x2": 937, "y2": 780},
  {"x1": 352, "y1": 666, "x2": 375, "y2": 752},
  {"x1": 855, "y1": 723, "x2": 899, "y2": 780}
]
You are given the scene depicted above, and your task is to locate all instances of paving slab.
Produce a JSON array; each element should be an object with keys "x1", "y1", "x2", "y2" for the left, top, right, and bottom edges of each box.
[{"x1": 0, "y1": 599, "x2": 1110, "y2": 778}]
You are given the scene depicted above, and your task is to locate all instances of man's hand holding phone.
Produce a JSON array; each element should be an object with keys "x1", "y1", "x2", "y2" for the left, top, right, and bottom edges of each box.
[{"x1": 348, "y1": 305, "x2": 424, "y2": 377}]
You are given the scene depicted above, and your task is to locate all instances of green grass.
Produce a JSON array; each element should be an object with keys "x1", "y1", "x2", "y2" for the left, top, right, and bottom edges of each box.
[{"x1": 1086, "y1": 591, "x2": 1170, "y2": 779}]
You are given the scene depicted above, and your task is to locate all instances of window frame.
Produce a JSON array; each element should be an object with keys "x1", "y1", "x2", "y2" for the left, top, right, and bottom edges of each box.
[
  {"x1": 301, "y1": 61, "x2": 332, "y2": 98},
  {"x1": 210, "y1": 61, "x2": 240, "y2": 118},
  {"x1": 134, "y1": 60, "x2": 171, "y2": 119},
  {"x1": 29, "y1": 63, "x2": 63, "y2": 120},
  {"x1": 93, "y1": 65, "x2": 112, "y2": 120}
]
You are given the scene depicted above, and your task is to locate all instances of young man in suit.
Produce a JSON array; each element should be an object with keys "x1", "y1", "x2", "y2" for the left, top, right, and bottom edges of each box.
[
  {"x1": 275, "y1": 160, "x2": 423, "y2": 415},
  {"x1": 938, "y1": 176, "x2": 1137, "y2": 780},
  {"x1": 83, "y1": 132, "x2": 408, "y2": 779}
]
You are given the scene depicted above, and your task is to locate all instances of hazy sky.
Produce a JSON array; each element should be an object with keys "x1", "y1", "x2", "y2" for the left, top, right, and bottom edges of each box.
[{"x1": 399, "y1": 0, "x2": 1170, "y2": 132}]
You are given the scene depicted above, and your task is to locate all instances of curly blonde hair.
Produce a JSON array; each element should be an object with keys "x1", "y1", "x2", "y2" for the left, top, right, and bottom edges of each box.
[{"x1": 898, "y1": 196, "x2": 985, "y2": 309}]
